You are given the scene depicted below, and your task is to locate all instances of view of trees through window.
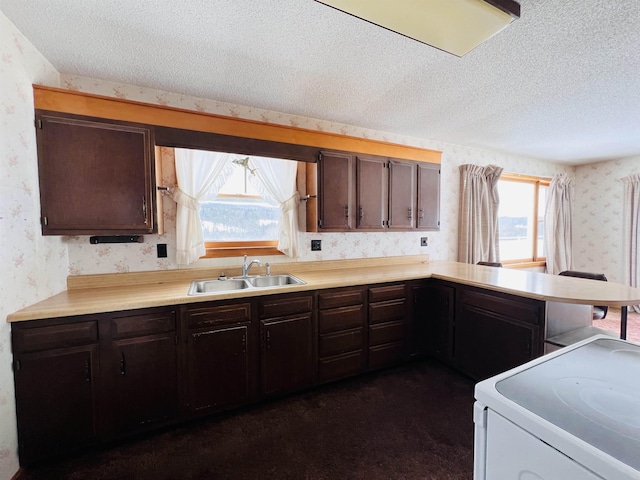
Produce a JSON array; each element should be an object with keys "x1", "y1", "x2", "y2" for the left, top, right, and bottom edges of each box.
[
  {"x1": 200, "y1": 160, "x2": 280, "y2": 242},
  {"x1": 497, "y1": 176, "x2": 548, "y2": 263}
]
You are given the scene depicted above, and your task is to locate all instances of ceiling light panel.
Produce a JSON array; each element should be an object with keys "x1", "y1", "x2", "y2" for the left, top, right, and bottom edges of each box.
[{"x1": 316, "y1": 0, "x2": 520, "y2": 56}]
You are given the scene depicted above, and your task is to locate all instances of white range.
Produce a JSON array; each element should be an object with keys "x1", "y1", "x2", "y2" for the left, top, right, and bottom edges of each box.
[{"x1": 474, "y1": 335, "x2": 640, "y2": 480}]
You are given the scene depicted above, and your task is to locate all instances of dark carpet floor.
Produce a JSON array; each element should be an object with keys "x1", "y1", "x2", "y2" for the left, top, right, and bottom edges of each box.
[{"x1": 22, "y1": 359, "x2": 475, "y2": 480}]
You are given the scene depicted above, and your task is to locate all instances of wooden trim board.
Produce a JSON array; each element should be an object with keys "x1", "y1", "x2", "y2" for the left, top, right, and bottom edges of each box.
[{"x1": 33, "y1": 86, "x2": 441, "y2": 164}]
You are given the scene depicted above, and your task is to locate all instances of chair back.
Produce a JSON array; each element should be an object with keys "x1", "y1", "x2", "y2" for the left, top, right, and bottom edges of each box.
[
  {"x1": 477, "y1": 261, "x2": 503, "y2": 267},
  {"x1": 558, "y1": 270, "x2": 608, "y2": 319}
]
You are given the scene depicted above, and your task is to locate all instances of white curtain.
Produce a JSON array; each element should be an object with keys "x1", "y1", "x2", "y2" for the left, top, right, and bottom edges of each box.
[
  {"x1": 457, "y1": 164, "x2": 503, "y2": 264},
  {"x1": 623, "y1": 174, "x2": 640, "y2": 313},
  {"x1": 248, "y1": 156, "x2": 300, "y2": 257},
  {"x1": 544, "y1": 173, "x2": 573, "y2": 275},
  {"x1": 172, "y1": 149, "x2": 233, "y2": 265}
]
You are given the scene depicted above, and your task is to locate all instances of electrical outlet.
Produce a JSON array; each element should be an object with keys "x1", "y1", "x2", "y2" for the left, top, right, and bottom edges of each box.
[
  {"x1": 311, "y1": 239, "x2": 322, "y2": 251},
  {"x1": 157, "y1": 243, "x2": 168, "y2": 258},
  {"x1": 420, "y1": 237, "x2": 428, "y2": 247}
]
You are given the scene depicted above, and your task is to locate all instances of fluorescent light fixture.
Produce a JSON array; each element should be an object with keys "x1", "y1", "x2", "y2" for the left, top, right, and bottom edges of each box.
[{"x1": 316, "y1": 0, "x2": 520, "y2": 57}]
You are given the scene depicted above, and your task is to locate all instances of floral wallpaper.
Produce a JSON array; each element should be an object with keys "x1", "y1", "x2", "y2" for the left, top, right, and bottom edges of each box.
[
  {"x1": 60, "y1": 74, "x2": 572, "y2": 275},
  {"x1": 573, "y1": 156, "x2": 640, "y2": 283},
  {"x1": 0, "y1": 12, "x2": 65, "y2": 479}
]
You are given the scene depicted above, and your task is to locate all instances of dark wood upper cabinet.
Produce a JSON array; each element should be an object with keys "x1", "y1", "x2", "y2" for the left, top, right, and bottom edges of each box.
[
  {"x1": 35, "y1": 111, "x2": 157, "y2": 235},
  {"x1": 317, "y1": 150, "x2": 354, "y2": 231},
  {"x1": 417, "y1": 163, "x2": 441, "y2": 230},
  {"x1": 388, "y1": 160, "x2": 416, "y2": 230},
  {"x1": 356, "y1": 155, "x2": 387, "y2": 230},
  {"x1": 311, "y1": 150, "x2": 440, "y2": 232}
]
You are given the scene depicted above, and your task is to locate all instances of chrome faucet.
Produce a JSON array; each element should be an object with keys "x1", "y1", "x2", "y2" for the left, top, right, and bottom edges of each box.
[{"x1": 241, "y1": 254, "x2": 262, "y2": 277}]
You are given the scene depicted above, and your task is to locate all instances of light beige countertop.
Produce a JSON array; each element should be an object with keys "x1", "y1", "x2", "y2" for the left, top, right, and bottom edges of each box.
[{"x1": 8, "y1": 256, "x2": 640, "y2": 323}]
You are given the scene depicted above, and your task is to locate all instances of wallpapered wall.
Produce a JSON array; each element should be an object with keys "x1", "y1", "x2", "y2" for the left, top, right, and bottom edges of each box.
[
  {"x1": 0, "y1": 13, "x2": 66, "y2": 479},
  {"x1": 60, "y1": 73, "x2": 572, "y2": 275},
  {"x1": 573, "y1": 156, "x2": 640, "y2": 283}
]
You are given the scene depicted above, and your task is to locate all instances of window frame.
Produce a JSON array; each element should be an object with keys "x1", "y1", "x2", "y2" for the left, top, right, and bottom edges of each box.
[{"x1": 498, "y1": 173, "x2": 550, "y2": 268}]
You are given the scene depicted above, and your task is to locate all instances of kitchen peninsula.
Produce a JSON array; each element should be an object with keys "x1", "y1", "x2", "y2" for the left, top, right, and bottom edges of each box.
[{"x1": 8, "y1": 256, "x2": 640, "y2": 465}]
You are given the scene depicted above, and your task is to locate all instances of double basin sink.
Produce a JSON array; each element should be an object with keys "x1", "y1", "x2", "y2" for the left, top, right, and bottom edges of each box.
[{"x1": 188, "y1": 274, "x2": 305, "y2": 295}]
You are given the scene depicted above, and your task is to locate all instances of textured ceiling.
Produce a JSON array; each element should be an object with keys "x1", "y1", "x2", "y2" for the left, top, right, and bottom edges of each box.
[{"x1": 2, "y1": 0, "x2": 640, "y2": 165}]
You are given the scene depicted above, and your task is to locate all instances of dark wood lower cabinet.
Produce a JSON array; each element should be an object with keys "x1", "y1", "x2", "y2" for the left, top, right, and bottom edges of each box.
[
  {"x1": 101, "y1": 308, "x2": 180, "y2": 437},
  {"x1": 183, "y1": 301, "x2": 256, "y2": 415},
  {"x1": 409, "y1": 280, "x2": 454, "y2": 361},
  {"x1": 261, "y1": 313, "x2": 314, "y2": 396},
  {"x1": 367, "y1": 283, "x2": 408, "y2": 369},
  {"x1": 317, "y1": 286, "x2": 366, "y2": 383},
  {"x1": 186, "y1": 324, "x2": 251, "y2": 413},
  {"x1": 11, "y1": 278, "x2": 550, "y2": 466},
  {"x1": 454, "y1": 285, "x2": 543, "y2": 380},
  {"x1": 103, "y1": 333, "x2": 179, "y2": 435},
  {"x1": 14, "y1": 345, "x2": 99, "y2": 464}
]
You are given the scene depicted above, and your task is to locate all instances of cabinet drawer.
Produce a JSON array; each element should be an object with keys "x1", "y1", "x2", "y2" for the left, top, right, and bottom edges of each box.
[
  {"x1": 369, "y1": 342, "x2": 405, "y2": 369},
  {"x1": 369, "y1": 321, "x2": 405, "y2": 346},
  {"x1": 319, "y1": 328, "x2": 364, "y2": 357},
  {"x1": 318, "y1": 287, "x2": 365, "y2": 310},
  {"x1": 318, "y1": 351, "x2": 365, "y2": 383},
  {"x1": 461, "y1": 288, "x2": 543, "y2": 326},
  {"x1": 368, "y1": 284, "x2": 406, "y2": 303},
  {"x1": 369, "y1": 299, "x2": 406, "y2": 324},
  {"x1": 13, "y1": 321, "x2": 98, "y2": 353},
  {"x1": 185, "y1": 303, "x2": 252, "y2": 329},
  {"x1": 259, "y1": 294, "x2": 313, "y2": 319},
  {"x1": 110, "y1": 309, "x2": 176, "y2": 339},
  {"x1": 318, "y1": 305, "x2": 365, "y2": 333}
]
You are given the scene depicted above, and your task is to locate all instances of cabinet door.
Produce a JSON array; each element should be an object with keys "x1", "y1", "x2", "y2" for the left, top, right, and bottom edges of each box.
[
  {"x1": 417, "y1": 163, "x2": 440, "y2": 230},
  {"x1": 261, "y1": 314, "x2": 314, "y2": 397},
  {"x1": 388, "y1": 160, "x2": 416, "y2": 230},
  {"x1": 186, "y1": 324, "x2": 252, "y2": 414},
  {"x1": 455, "y1": 304, "x2": 540, "y2": 380},
  {"x1": 410, "y1": 282, "x2": 454, "y2": 360},
  {"x1": 14, "y1": 345, "x2": 99, "y2": 465},
  {"x1": 36, "y1": 112, "x2": 155, "y2": 235},
  {"x1": 356, "y1": 155, "x2": 387, "y2": 230},
  {"x1": 105, "y1": 333, "x2": 179, "y2": 435},
  {"x1": 318, "y1": 151, "x2": 354, "y2": 230}
]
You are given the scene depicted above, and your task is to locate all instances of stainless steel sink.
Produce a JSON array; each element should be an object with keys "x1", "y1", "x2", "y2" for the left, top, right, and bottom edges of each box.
[
  {"x1": 188, "y1": 278, "x2": 251, "y2": 295},
  {"x1": 247, "y1": 274, "x2": 305, "y2": 288},
  {"x1": 188, "y1": 274, "x2": 305, "y2": 295}
]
